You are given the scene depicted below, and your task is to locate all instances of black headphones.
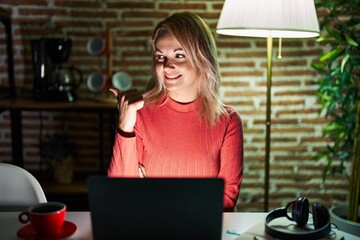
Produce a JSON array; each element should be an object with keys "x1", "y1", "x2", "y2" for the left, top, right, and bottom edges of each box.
[{"x1": 265, "y1": 197, "x2": 331, "y2": 240}]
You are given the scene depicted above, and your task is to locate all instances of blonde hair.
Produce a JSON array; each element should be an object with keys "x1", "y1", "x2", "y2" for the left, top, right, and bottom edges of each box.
[{"x1": 145, "y1": 11, "x2": 227, "y2": 124}]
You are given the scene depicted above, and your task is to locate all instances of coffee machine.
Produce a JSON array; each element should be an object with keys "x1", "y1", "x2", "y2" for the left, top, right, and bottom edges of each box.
[{"x1": 31, "y1": 38, "x2": 83, "y2": 102}]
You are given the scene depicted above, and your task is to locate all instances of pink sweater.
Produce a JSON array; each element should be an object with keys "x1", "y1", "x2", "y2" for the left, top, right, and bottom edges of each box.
[{"x1": 108, "y1": 95, "x2": 243, "y2": 211}]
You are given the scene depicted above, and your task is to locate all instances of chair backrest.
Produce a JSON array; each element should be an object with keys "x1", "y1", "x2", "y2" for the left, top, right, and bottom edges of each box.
[{"x1": 0, "y1": 163, "x2": 47, "y2": 211}]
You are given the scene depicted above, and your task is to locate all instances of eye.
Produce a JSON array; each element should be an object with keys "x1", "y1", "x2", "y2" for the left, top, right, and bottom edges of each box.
[
  {"x1": 155, "y1": 55, "x2": 165, "y2": 63},
  {"x1": 175, "y1": 53, "x2": 185, "y2": 59}
]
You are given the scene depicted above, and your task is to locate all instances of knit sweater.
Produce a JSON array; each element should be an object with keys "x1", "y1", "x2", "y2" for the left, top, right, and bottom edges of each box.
[{"x1": 108, "y1": 95, "x2": 243, "y2": 211}]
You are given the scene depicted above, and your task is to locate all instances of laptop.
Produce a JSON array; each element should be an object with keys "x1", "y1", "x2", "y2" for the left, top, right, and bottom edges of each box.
[{"x1": 87, "y1": 176, "x2": 224, "y2": 240}]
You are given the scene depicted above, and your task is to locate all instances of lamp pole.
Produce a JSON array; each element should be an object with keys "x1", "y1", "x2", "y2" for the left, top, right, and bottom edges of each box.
[{"x1": 264, "y1": 36, "x2": 273, "y2": 212}]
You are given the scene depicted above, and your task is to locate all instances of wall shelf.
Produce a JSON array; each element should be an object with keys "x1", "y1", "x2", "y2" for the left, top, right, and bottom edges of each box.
[{"x1": 0, "y1": 97, "x2": 117, "y2": 173}]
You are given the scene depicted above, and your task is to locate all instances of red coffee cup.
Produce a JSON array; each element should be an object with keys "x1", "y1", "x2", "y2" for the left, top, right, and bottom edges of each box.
[{"x1": 18, "y1": 202, "x2": 66, "y2": 236}]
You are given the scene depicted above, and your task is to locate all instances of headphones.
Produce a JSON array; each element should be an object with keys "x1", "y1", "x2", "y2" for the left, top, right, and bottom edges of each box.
[{"x1": 265, "y1": 197, "x2": 331, "y2": 240}]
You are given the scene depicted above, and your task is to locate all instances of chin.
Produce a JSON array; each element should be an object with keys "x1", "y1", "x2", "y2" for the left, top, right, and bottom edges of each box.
[{"x1": 163, "y1": 83, "x2": 179, "y2": 91}]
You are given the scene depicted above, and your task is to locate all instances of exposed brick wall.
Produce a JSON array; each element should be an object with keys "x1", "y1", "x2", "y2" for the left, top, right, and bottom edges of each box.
[{"x1": 0, "y1": 0, "x2": 349, "y2": 211}]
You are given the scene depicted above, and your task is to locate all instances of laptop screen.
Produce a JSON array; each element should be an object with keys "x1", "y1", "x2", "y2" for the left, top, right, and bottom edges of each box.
[{"x1": 87, "y1": 176, "x2": 224, "y2": 240}]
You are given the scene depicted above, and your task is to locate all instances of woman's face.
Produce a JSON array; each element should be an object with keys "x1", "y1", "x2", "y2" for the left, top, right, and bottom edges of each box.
[{"x1": 154, "y1": 33, "x2": 198, "y2": 102}]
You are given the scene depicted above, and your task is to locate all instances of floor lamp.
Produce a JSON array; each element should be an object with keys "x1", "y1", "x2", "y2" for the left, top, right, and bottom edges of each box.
[{"x1": 216, "y1": 0, "x2": 320, "y2": 211}]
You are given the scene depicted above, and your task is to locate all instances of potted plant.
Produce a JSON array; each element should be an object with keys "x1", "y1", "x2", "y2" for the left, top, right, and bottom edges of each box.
[
  {"x1": 40, "y1": 133, "x2": 77, "y2": 184},
  {"x1": 312, "y1": 0, "x2": 360, "y2": 236}
]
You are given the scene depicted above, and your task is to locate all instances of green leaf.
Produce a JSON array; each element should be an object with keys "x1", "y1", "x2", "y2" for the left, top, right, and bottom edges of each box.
[
  {"x1": 323, "y1": 155, "x2": 334, "y2": 182},
  {"x1": 320, "y1": 47, "x2": 344, "y2": 62},
  {"x1": 351, "y1": 22, "x2": 360, "y2": 30},
  {"x1": 339, "y1": 152, "x2": 350, "y2": 160},
  {"x1": 324, "y1": 122, "x2": 345, "y2": 132},
  {"x1": 330, "y1": 67, "x2": 340, "y2": 77},
  {"x1": 311, "y1": 62, "x2": 326, "y2": 72},
  {"x1": 346, "y1": 35, "x2": 359, "y2": 47},
  {"x1": 340, "y1": 70, "x2": 349, "y2": 86},
  {"x1": 316, "y1": 36, "x2": 332, "y2": 42},
  {"x1": 341, "y1": 54, "x2": 350, "y2": 72},
  {"x1": 312, "y1": 151, "x2": 328, "y2": 161},
  {"x1": 325, "y1": 26, "x2": 343, "y2": 43}
]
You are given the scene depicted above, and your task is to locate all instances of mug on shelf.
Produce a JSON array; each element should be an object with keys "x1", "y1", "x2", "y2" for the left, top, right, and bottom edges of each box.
[
  {"x1": 112, "y1": 71, "x2": 132, "y2": 91},
  {"x1": 87, "y1": 36, "x2": 107, "y2": 56},
  {"x1": 87, "y1": 72, "x2": 108, "y2": 93}
]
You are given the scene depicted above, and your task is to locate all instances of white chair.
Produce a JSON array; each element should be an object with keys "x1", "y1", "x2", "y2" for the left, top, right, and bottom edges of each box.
[{"x1": 0, "y1": 163, "x2": 47, "y2": 211}]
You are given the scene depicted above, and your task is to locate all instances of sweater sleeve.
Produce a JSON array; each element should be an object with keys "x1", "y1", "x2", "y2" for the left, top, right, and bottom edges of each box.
[
  {"x1": 218, "y1": 111, "x2": 244, "y2": 211},
  {"x1": 107, "y1": 132, "x2": 139, "y2": 177},
  {"x1": 108, "y1": 110, "x2": 146, "y2": 178}
]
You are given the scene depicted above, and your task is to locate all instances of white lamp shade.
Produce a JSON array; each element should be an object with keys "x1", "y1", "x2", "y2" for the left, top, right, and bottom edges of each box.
[{"x1": 216, "y1": 0, "x2": 320, "y2": 38}]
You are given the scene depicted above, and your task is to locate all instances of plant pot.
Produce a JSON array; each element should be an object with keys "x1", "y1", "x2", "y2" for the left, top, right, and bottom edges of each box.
[
  {"x1": 51, "y1": 156, "x2": 74, "y2": 184},
  {"x1": 330, "y1": 205, "x2": 360, "y2": 237}
]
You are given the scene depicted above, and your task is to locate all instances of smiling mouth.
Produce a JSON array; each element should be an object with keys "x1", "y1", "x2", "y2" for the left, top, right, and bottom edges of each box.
[{"x1": 165, "y1": 74, "x2": 181, "y2": 80}]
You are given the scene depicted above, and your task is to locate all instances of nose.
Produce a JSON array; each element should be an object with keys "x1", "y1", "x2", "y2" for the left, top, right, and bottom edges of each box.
[{"x1": 163, "y1": 58, "x2": 175, "y2": 68}]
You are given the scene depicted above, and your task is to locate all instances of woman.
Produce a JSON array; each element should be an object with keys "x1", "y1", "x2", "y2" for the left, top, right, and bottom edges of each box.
[{"x1": 108, "y1": 11, "x2": 243, "y2": 211}]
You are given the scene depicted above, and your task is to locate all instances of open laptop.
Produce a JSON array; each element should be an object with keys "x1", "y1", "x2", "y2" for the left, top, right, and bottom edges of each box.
[{"x1": 87, "y1": 175, "x2": 224, "y2": 240}]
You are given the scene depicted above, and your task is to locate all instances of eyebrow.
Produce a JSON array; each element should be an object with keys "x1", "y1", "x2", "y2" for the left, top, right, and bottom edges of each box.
[{"x1": 155, "y1": 47, "x2": 184, "y2": 53}]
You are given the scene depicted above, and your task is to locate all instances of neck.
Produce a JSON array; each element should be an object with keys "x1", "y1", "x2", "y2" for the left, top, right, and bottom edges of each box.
[{"x1": 168, "y1": 92, "x2": 197, "y2": 103}]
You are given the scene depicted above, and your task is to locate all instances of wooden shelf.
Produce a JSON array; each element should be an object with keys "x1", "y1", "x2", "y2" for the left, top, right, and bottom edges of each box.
[
  {"x1": 0, "y1": 97, "x2": 117, "y2": 171},
  {"x1": 0, "y1": 97, "x2": 117, "y2": 112}
]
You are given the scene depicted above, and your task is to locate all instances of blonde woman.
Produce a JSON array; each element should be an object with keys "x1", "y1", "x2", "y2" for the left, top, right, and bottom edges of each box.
[{"x1": 109, "y1": 11, "x2": 243, "y2": 212}]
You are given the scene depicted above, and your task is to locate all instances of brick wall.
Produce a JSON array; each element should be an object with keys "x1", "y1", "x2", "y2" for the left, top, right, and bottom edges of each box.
[{"x1": 0, "y1": 0, "x2": 349, "y2": 211}]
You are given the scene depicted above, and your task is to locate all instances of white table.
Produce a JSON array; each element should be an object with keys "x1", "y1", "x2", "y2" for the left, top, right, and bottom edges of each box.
[
  {"x1": 222, "y1": 212, "x2": 268, "y2": 240},
  {"x1": 0, "y1": 212, "x2": 359, "y2": 239}
]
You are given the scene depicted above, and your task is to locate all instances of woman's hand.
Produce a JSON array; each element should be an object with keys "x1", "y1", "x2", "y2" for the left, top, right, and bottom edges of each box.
[{"x1": 109, "y1": 88, "x2": 144, "y2": 133}]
